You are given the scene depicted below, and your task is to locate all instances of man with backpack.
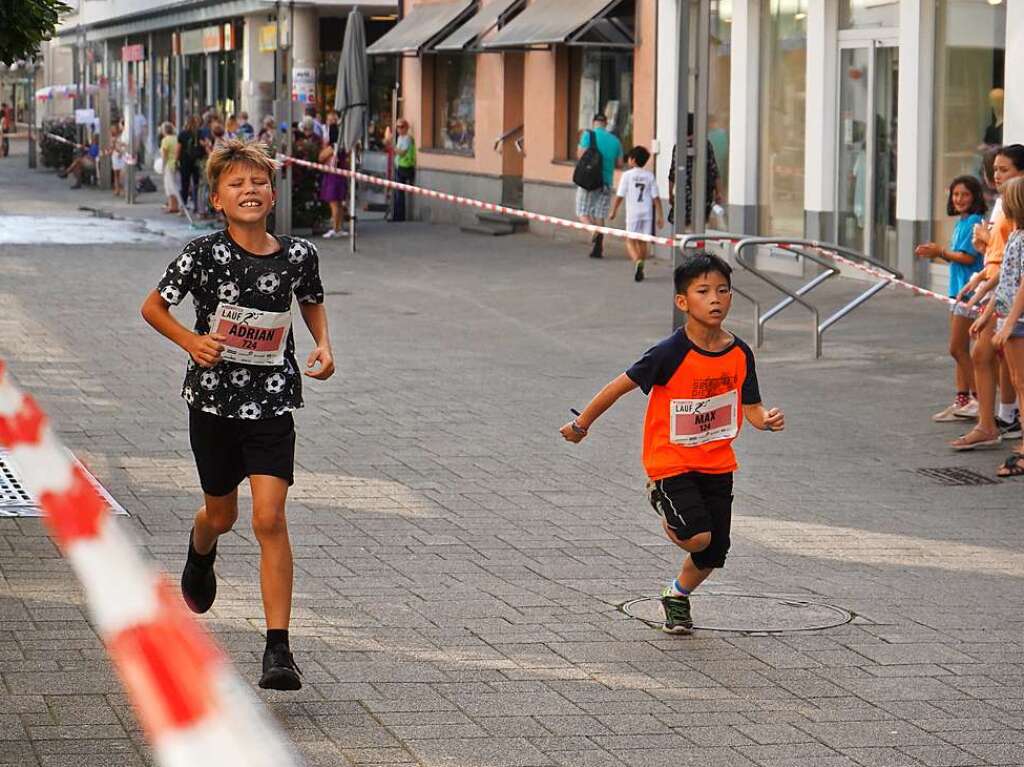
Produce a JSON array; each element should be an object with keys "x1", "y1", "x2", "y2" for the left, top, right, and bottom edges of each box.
[{"x1": 575, "y1": 113, "x2": 623, "y2": 260}]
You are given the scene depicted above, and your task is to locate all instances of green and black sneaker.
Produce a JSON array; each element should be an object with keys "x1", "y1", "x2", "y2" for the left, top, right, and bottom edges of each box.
[{"x1": 660, "y1": 586, "x2": 693, "y2": 635}]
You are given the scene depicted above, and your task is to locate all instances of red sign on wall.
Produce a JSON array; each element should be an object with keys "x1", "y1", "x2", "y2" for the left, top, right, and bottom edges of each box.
[{"x1": 121, "y1": 44, "x2": 145, "y2": 62}]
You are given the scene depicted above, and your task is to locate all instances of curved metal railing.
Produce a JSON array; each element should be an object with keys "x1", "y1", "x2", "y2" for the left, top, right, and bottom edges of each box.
[{"x1": 674, "y1": 234, "x2": 904, "y2": 359}]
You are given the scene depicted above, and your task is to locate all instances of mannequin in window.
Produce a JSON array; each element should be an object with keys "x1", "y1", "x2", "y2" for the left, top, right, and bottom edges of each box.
[{"x1": 984, "y1": 88, "x2": 1005, "y2": 148}]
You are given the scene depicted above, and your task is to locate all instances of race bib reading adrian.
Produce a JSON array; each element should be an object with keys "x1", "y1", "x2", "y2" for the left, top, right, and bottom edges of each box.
[{"x1": 213, "y1": 303, "x2": 291, "y2": 366}]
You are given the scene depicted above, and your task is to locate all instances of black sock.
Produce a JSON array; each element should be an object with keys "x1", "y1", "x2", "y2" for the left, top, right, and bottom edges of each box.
[
  {"x1": 266, "y1": 629, "x2": 289, "y2": 650},
  {"x1": 188, "y1": 529, "x2": 217, "y2": 563}
]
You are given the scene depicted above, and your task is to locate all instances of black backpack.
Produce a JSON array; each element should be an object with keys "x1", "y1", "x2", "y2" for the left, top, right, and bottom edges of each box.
[{"x1": 573, "y1": 130, "x2": 604, "y2": 191}]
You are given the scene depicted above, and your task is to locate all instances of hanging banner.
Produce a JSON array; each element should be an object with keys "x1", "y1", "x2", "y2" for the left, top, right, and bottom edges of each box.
[
  {"x1": 259, "y1": 24, "x2": 278, "y2": 52},
  {"x1": 180, "y1": 29, "x2": 204, "y2": 55},
  {"x1": 202, "y1": 25, "x2": 223, "y2": 53},
  {"x1": 121, "y1": 44, "x2": 145, "y2": 62}
]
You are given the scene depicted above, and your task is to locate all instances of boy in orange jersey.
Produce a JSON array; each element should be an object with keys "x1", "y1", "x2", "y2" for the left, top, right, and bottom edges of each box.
[{"x1": 560, "y1": 253, "x2": 784, "y2": 634}]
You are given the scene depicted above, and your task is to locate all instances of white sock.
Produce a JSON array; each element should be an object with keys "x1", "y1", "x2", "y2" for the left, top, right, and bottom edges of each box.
[{"x1": 998, "y1": 402, "x2": 1019, "y2": 423}]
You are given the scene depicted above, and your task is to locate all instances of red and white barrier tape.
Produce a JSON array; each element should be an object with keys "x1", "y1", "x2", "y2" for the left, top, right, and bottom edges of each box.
[
  {"x1": 0, "y1": 361, "x2": 301, "y2": 767},
  {"x1": 43, "y1": 132, "x2": 137, "y2": 165},
  {"x1": 42, "y1": 131, "x2": 87, "y2": 150},
  {"x1": 280, "y1": 154, "x2": 678, "y2": 248},
  {"x1": 287, "y1": 153, "x2": 981, "y2": 312},
  {"x1": 827, "y1": 251, "x2": 961, "y2": 306}
]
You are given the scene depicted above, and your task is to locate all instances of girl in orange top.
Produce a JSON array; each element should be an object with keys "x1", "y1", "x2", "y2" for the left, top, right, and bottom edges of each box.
[{"x1": 952, "y1": 145, "x2": 1024, "y2": 450}]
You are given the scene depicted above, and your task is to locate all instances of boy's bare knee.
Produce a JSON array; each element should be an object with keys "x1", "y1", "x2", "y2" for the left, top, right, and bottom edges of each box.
[
  {"x1": 252, "y1": 507, "x2": 287, "y2": 541},
  {"x1": 202, "y1": 498, "x2": 238, "y2": 534}
]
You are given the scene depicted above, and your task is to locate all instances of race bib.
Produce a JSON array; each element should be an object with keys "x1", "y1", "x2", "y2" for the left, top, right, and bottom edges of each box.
[
  {"x1": 212, "y1": 303, "x2": 291, "y2": 366},
  {"x1": 669, "y1": 390, "x2": 738, "y2": 447}
]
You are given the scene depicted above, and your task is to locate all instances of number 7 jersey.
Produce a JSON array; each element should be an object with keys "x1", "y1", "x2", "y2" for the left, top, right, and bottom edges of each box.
[
  {"x1": 626, "y1": 330, "x2": 762, "y2": 479},
  {"x1": 616, "y1": 167, "x2": 657, "y2": 227}
]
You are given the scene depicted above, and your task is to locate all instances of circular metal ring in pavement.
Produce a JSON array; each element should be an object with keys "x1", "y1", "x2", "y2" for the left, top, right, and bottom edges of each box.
[{"x1": 619, "y1": 593, "x2": 855, "y2": 635}]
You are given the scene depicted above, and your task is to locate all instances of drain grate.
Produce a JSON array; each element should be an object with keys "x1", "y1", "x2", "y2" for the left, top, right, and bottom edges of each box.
[
  {"x1": 0, "y1": 450, "x2": 129, "y2": 517},
  {"x1": 916, "y1": 467, "x2": 999, "y2": 486},
  {"x1": 0, "y1": 455, "x2": 35, "y2": 507}
]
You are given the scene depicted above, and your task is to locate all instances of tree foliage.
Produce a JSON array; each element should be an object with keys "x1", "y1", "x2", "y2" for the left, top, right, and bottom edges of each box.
[{"x1": 0, "y1": 0, "x2": 73, "y2": 65}]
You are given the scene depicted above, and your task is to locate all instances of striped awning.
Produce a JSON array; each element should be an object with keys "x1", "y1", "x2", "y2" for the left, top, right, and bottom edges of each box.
[
  {"x1": 482, "y1": 0, "x2": 633, "y2": 49},
  {"x1": 367, "y1": 0, "x2": 476, "y2": 55},
  {"x1": 433, "y1": 0, "x2": 524, "y2": 52}
]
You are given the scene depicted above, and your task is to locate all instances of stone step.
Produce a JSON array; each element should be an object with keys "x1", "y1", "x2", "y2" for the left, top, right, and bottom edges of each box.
[
  {"x1": 476, "y1": 211, "x2": 528, "y2": 230},
  {"x1": 460, "y1": 221, "x2": 517, "y2": 236}
]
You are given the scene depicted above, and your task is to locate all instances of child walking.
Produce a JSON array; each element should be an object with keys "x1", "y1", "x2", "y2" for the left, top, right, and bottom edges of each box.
[
  {"x1": 974, "y1": 176, "x2": 1024, "y2": 476},
  {"x1": 140, "y1": 139, "x2": 335, "y2": 690},
  {"x1": 560, "y1": 253, "x2": 784, "y2": 633},
  {"x1": 915, "y1": 175, "x2": 986, "y2": 421},
  {"x1": 610, "y1": 146, "x2": 664, "y2": 283}
]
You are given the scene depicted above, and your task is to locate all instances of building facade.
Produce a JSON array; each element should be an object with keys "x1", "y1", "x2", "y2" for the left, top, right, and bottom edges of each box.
[
  {"x1": 46, "y1": 0, "x2": 399, "y2": 158},
  {"x1": 371, "y1": 0, "x2": 1014, "y2": 290}
]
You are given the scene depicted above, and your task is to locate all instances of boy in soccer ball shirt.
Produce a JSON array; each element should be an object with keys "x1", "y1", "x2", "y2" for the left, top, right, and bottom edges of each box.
[
  {"x1": 609, "y1": 145, "x2": 664, "y2": 283},
  {"x1": 140, "y1": 139, "x2": 334, "y2": 689},
  {"x1": 560, "y1": 253, "x2": 784, "y2": 634}
]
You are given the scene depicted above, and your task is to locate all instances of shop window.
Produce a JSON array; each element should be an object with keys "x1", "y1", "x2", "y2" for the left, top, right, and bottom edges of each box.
[
  {"x1": 568, "y1": 48, "x2": 634, "y2": 153},
  {"x1": 758, "y1": 0, "x2": 806, "y2": 237},
  {"x1": 709, "y1": 0, "x2": 731, "y2": 204},
  {"x1": 932, "y1": 0, "x2": 1006, "y2": 248},
  {"x1": 432, "y1": 54, "x2": 476, "y2": 154}
]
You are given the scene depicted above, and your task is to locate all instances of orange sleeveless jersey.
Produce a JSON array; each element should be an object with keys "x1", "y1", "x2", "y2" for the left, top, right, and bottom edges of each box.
[{"x1": 626, "y1": 331, "x2": 761, "y2": 480}]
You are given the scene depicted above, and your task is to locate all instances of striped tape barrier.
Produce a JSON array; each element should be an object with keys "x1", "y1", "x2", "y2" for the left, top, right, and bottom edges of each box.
[
  {"x1": 42, "y1": 132, "x2": 137, "y2": 165},
  {"x1": 0, "y1": 361, "x2": 302, "y2": 767},
  {"x1": 284, "y1": 153, "x2": 980, "y2": 313},
  {"x1": 280, "y1": 154, "x2": 678, "y2": 248}
]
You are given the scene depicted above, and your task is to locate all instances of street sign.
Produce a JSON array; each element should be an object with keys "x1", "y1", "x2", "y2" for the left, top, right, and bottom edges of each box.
[{"x1": 121, "y1": 44, "x2": 145, "y2": 62}]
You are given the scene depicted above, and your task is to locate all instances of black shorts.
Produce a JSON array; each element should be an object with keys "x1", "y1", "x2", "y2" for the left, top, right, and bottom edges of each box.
[
  {"x1": 648, "y1": 471, "x2": 733, "y2": 569},
  {"x1": 188, "y1": 408, "x2": 296, "y2": 497}
]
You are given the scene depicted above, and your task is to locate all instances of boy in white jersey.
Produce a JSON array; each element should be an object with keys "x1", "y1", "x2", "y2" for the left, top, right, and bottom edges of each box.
[{"x1": 610, "y1": 145, "x2": 664, "y2": 283}]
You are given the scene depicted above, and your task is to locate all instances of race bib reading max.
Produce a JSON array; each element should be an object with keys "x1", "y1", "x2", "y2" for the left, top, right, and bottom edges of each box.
[
  {"x1": 213, "y1": 303, "x2": 291, "y2": 366},
  {"x1": 669, "y1": 390, "x2": 739, "y2": 447}
]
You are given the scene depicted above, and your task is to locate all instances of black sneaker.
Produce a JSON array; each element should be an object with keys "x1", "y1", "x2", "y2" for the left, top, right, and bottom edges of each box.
[
  {"x1": 997, "y1": 416, "x2": 1022, "y2": 440},
  {"x1": 589, "y1": 233, "x2": 604, "y2": 259},
  {"x1": 634, "y1": 260, "x2": 645, "y2": 282},
  {"x1": 660, "y1": 587, "x2": 693, "y2": 635},
  {"x1": 180, "y1": 528, "x2": 217, "y2": 614},
  {"x1": 259, "y1": 643, "x2": 303, "y2": 691}
]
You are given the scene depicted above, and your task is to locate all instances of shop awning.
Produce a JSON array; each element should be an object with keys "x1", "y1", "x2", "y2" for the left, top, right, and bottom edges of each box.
[
  {"x1": 58, "y1": 0, "x2": 396, "y2": 43},
  {"x1": 482, "y1": 0, "x2": 634, "y2": 50},
  {"x1": 367, "y1": 0, "x2": 476, "y2": 56},
  {"x1": 433, "y1": 0, "x2": 525, "y2": 52}
]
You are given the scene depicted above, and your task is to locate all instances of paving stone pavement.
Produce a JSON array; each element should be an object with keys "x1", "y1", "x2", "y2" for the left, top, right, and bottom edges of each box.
[{"x1": 0, "y1": 157, "x2": 1023, "y2": 767}]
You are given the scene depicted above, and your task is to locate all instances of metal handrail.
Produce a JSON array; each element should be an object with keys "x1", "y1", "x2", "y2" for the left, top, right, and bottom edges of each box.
[
  {"x1": 734, "y1": 237, "x2": 903, "y2": 358},
  {"x1": 733, "y1": 238, "x2": 824, "y2": 357},
  {"x1": 494, "y1": 124, "x2": 524, "y2": 153}
]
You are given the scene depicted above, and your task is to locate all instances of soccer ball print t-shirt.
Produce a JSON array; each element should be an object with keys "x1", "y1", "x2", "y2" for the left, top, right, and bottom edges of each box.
[{"x1": 156, "y1": 230, "x2": 325, "y2": 419}]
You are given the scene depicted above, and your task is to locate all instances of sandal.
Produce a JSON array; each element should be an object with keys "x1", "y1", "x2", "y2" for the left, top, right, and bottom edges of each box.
[
  {"x1": 950, "y1": 428, "x2": 1002, "y2": 451},
  {"x1": 997, "y1": 454, "x2": 1024, "y2": 478}
]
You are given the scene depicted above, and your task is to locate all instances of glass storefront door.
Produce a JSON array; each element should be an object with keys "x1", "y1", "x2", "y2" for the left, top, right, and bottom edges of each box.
[{"x1": 836, "y1": 41, "x2": 898, "y2": 266}]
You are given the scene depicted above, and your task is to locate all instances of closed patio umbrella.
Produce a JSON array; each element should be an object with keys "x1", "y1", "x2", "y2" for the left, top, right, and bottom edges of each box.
[{"x1": 335, "y1": 9, "x2": 368, "y2": 251}]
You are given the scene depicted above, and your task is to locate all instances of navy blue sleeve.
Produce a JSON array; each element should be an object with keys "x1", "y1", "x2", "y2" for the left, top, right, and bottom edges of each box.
[
  {"x1": 626, "y1": 333, "x2": 689, "y2": 395},
  {"x1": 739, "y1": 341, "x2": 762, "y2": 405}
]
